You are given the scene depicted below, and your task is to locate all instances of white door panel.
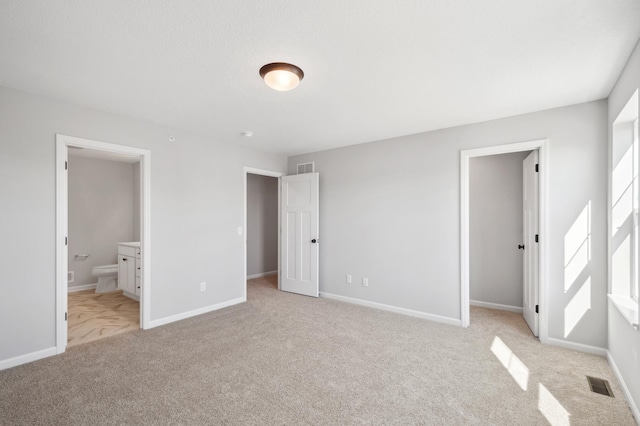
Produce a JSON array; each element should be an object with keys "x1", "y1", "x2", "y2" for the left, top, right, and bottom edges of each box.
[
  {"x1": 281, "y1": 173, "x2": 319, "y2": 297},
  {"x1": 523, "y1": 151, "x2": 539, "y2": 336}
]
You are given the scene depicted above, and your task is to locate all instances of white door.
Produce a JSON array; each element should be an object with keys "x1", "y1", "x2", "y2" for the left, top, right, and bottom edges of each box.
[
  {"x1": 523, "y1": 151, "x2": 539, "y2": 336},
  {"x1": 280, "y1": 173, "x2": 319, "y2": 297}
]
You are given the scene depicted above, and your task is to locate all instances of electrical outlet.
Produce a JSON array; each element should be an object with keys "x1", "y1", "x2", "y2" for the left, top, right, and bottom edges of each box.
[
  {"x1": 362, "y1": 277, "x2": 368, "y2": 287},
  {"x1": 200, "y1": 282, "x2": 206, "y2": 292},
  {"x1": 346, "y1": 274, "x2": 352, "y2": 284},
  {"x1": 68, "y1": 271, "x2": 75, "y2": 283}
]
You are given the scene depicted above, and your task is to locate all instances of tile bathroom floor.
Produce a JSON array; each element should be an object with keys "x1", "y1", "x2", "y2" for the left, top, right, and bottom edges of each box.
[{"x1": 67, "y1": 290, "x2": 139, "y2": 347}]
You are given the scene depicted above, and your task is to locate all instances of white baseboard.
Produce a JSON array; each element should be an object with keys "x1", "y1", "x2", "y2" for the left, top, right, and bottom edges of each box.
[
  {"x1": 148, "y1": 297, "x2": 246, "y2": 329},
  {"x1": 541, "y1": 337, "x2": 607, "y2": 357},
  {"x1": 607, "y1": 350, "x2": 640, "y2": 424},
  {"x1": 247, "y1": 270, "x2": 278, "y2": 280},
  {"x1": 68, "y1": 283, "x2": 97, "y2": 293},
  {"x1": 0, "y1": 347, "x2": 57, "y2": 371},
  {"x1": 470, "y1": 299, "x2": 523, "y2": 313},
  {"x1": 320, "y1": 292, "x2": 461, "y2": 327}
]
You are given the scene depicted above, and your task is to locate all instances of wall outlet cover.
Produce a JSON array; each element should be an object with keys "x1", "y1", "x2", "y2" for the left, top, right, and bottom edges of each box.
[{"x1": 68, "y1": 271, "x2": 74, "y2": 283}]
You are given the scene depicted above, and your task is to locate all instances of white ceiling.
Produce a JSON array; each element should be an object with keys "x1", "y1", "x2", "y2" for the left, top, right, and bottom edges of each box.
[{"x1": 1, "y1": 1, "x2": 639, "y2": 156}]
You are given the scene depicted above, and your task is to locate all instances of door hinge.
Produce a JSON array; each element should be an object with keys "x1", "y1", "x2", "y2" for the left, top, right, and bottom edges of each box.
[
  {"x1": 65, "y1": 312, "x2": 68, "y2": 321},
  {"x1": 535, "y1": 305, "x2": 539, "y2": 314},
  {"x1": 65, "y1": 236, "x2": 68, "y2": 246},
  {"x1": 535, "y1": 234, "x2": 539, "y2": 243},
  {"x1": 535, "y1": 164, "x2": 539, "y2": 172},
  {"x1": 65, "y1": 161, "x2": 68, "y2": 170}
]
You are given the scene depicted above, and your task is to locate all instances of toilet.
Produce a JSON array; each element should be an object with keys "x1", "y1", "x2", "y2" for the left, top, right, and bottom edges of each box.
[{"x1": 92, "y1": 264, "x2": 118, "y2": 293}]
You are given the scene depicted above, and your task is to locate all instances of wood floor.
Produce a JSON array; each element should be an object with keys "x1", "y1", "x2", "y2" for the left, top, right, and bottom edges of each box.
[{"x1": 67, "y1": 290, "x2": 139, "y2": 347}]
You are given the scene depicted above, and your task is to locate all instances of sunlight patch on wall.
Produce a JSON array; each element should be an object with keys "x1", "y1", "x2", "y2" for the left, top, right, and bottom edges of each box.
[
  {"x1": 490, "y1": 336, "x2": 529, "y2": 391},
  {"x1": 538, "y1": 383, "x2": 570, "y2": 426},
  {"x1": 564, "y1": 276, "x2": 591, "y2": 338},
  {"x1": 563, "y1": 202, "x2": 590, "y2": 292}
]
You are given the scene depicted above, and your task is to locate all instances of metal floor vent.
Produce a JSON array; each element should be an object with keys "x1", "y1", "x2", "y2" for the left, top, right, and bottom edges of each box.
[{"x1": 587, "y1": 376, "x2": 614, "y2": 397}]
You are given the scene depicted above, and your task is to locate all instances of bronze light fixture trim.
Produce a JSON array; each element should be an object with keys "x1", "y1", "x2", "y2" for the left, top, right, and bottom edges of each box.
[{"x1": 259, "y1": 62, "x2": 304, "y2": 91}]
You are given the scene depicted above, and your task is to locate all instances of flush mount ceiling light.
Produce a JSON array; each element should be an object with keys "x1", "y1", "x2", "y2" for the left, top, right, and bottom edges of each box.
[{"x1": 259, "y1": 62, "x2": 304, "y2": 91}]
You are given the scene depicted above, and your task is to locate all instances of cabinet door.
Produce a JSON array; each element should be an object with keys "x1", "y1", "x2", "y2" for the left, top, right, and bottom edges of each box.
[
  {"x1": 126, "y1": 256, "x2": 136, "y2": 294},
  {"x1": 118, "y1": 256, "x2": 128, "y2": 291},
  {"x1": 118, "y1": 255, "x2": 136, "y2": 293}
]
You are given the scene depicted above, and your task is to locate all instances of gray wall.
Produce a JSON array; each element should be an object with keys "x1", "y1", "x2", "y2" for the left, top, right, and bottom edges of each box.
[
  {"x1": 0, "y1": 86, "x2": 287, "y2": 362},
  {"x1": 68, "y1": 156, "x2": 134, "y2": 287},
  {"x1": 246, "y1": 174, "x2": 278, "y2": 277},
  {"x1": 608, "y1": 38, "x2": 640, "y2": 415},
  {"x1": 470, "y1": 151, "x2": 529, "y2": 308},
  {"x1": 289, "y1": 99, "x2": 608, "y2": 349}
]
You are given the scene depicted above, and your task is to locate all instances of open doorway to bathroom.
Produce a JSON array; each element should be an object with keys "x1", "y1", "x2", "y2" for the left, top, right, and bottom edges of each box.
[
  {"x1": 56, "y1": 135, "x2": 151, "y2": 354},
  {"x1": 244, "y1": 167, "x2": 284, "y2": 299},
  {"x1": 66, "y1": 149, "x2": 141, "y2": 347}
]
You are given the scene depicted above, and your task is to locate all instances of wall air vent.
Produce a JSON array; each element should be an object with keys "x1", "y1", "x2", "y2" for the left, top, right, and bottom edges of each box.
[
  {"x1": 297, "y1": 162, "x2": 315, "y2": 174},
  {"x1": 586, "y1": 376, "x2": 614, "y2": 397}
]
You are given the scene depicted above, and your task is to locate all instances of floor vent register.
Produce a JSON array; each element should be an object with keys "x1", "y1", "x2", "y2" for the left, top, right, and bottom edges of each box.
[{"x1": 586, "y1": 376, "x2": 614, "y2": 397}]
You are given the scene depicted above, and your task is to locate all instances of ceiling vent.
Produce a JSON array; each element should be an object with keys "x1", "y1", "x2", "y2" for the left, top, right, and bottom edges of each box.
[{"x1": 297, "y1": 162, "x2": 315, "y2": 174}]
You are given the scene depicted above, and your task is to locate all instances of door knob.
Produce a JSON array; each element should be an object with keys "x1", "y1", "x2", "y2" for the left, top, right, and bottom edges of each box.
[
  {"x1": 518, "y1": 245, "x2": 525, "y2": 250},
  {"x1": 311, "y1": 239, "x2": 318, "y2": 243}
]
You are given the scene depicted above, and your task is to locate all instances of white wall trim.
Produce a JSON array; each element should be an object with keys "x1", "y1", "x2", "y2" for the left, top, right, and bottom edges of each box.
[
  {"x1": 247, "y1": 270, "x2": 278, "y2": 280},
  {"x1": 148, "y1": 297, "x2": 245, "y2": 329},
  {"x1": 0, "y1": 347, "x2": 57, "y2": 371},
  {"x1": 243, "y1": 167, "x2": 285, "y2": 300},
  {"x1": 607, "y1": 350, "x2": 640, "y2": 423},
  {"x1": 67, "y1": 283, "x2": 97, "y2": 293},
  {"x1": 320, "y1": 292, "x2": 462, "y2": 327},
  {"x1": 470, "y1": 300, "x2": 523, "y2": 313},
  {"x1": 56, "y1": 134, "x2": 151, "y2": 356},
  {"x1": 541, "y1": 337, "x2": 607, "y2": 357},
  {"x1": 460, "y1": 139, "x2": 549, "y2": 343}
]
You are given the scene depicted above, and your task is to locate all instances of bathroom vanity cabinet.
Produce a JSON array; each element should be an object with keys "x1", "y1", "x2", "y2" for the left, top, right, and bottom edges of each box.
[{"x1": 118, "y1": 242, "x2": 141, "y2": 297}]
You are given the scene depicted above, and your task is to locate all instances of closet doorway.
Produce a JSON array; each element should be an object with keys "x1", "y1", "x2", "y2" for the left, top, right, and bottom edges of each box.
[
  {"x1": 243, "y1": 167, "x2": 284, "y2": 298},
  {"x1": 460, "y1": 139, "x2": 549, "y2": 340}
]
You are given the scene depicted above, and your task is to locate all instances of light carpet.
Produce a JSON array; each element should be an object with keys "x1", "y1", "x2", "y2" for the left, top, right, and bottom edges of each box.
[{"x1": 0, "y1": 275, "x2": 635, "y2": 425}]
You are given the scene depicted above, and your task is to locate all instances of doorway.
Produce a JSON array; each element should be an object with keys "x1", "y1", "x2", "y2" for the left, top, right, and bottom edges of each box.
[
  {"x1": 467, "y1": 150, "x2": 539, "y2": 335},
  {"x1": 243, "y1": 167, "x2": 285, "y2": 299},
  {"x1": 460, "y1": 139, "x2": 549, "y2": 340},
  {"x1": 55, "y1": 134, "x2": 151, "y2": 354}
]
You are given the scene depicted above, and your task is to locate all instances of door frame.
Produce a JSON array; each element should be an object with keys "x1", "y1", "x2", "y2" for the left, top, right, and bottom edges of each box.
[
  {"x1": 243, "y1": 167, "x2": 285, "y2": 299},
  {"x1": 460, "y1": 138, "x2": 549, "y2": 341},
  {"x1": 56, "y1": 134, "x2": 152, "y2": 354}
]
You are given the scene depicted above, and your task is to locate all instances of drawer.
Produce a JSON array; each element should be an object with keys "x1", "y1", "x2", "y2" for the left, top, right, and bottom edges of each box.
[
  {"x1": 135, "y1": 276, "x2": 141, "y2": 296},
  {"x1": 118, "y1": 245, "x2": 137, "y2": 257},
  {"x1": 136, "y1": 258, "x2": 141, "y2": 277}
]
